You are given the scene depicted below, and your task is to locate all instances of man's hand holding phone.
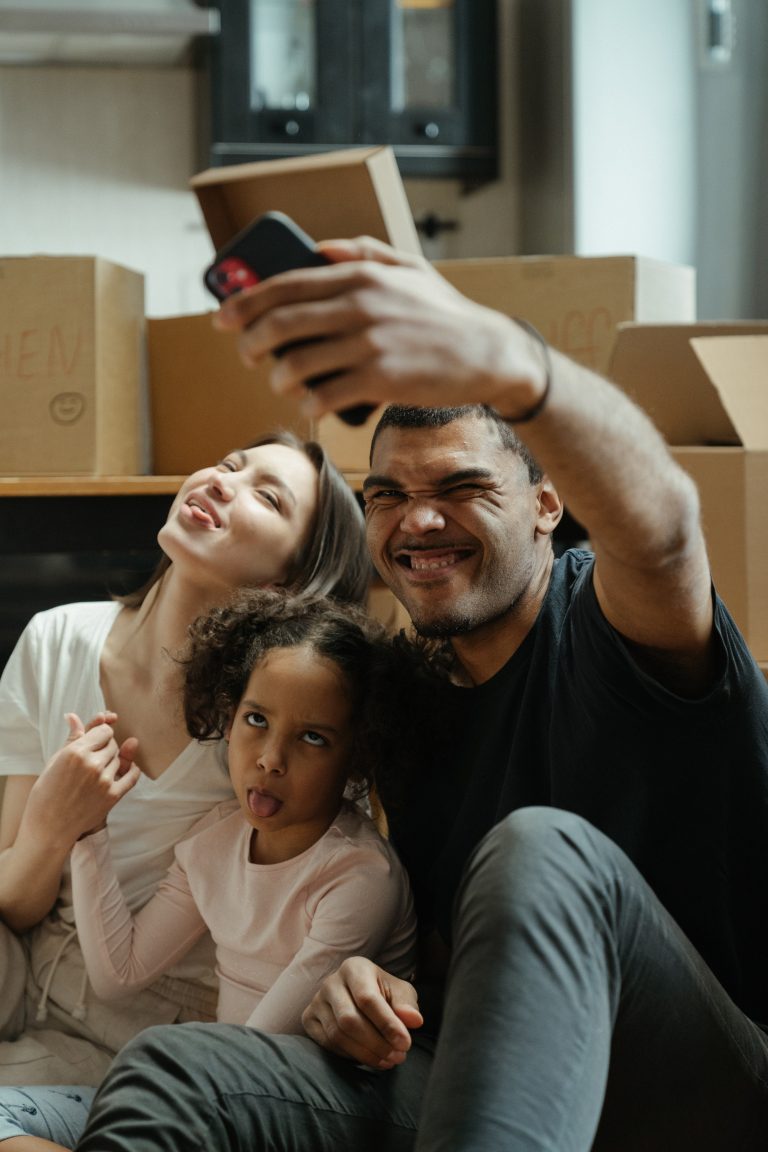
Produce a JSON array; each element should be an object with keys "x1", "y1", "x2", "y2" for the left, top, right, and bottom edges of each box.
[{"x1": 204, "y1": 212, "x2": 374, "y2": 427}]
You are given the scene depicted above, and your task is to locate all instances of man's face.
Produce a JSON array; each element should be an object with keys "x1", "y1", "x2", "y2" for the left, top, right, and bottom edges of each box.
[{"x1": 363, "y1": 417, "x2": 545, "y2": 638}]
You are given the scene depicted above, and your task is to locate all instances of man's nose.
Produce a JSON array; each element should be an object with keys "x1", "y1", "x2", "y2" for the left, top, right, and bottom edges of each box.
[{"x1": 399, "y1": 498, "x2": 447, "y2": 535}]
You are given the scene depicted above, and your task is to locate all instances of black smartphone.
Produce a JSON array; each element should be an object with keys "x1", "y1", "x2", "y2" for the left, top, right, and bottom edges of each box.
[{"x1": 204, "y1": 211, "x2": 374, "y2": 427}]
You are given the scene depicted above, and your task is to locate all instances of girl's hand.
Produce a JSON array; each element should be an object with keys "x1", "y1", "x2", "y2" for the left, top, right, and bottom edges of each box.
[
  {"x1": 301, "y1": 956, "x2": 423, "y2": 1069},
  {"x1": 23, "y1": 712, "x2": 141, "y2": 849}
]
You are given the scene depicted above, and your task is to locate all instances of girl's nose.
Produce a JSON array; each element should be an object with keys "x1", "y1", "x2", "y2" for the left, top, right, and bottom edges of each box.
[{"x1": 257, "y1": 740, "x2": 287, "y2": 775}]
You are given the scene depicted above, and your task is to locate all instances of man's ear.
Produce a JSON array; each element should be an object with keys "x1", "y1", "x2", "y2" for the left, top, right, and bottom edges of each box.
[{"x1": 535, "y1": 477, "x2": 564, "y2": 537}]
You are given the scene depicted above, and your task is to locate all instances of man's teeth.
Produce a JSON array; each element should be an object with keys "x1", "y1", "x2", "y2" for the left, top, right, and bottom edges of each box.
[{"x1": 410, "y1": 555, "x2": 456, "y2": 571}]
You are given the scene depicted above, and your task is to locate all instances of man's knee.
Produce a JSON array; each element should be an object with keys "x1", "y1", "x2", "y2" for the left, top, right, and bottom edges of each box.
[
  {"x1": 456, "y1": 806, "x2": 621, "y2": 931},
  {"x1": 471, "y1": 805, "x2": 601, "y2": 874}
]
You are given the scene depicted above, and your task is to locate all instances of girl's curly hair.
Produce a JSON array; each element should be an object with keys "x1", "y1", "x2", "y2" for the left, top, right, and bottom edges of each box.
[{"x1": 179, "y1": 587, "x2": 431, "y2": 801}]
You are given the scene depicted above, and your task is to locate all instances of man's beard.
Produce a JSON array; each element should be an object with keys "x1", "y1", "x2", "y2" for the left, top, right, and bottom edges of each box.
[{"x1": 410, "y1": 595, "x2": 519, "y2": 641}]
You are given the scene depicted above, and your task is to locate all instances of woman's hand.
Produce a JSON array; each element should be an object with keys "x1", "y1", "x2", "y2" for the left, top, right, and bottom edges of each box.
[
  {"x1": 0, "y1": 713, "x2": 141, "y2": 932},
  {"x1": 24, "y1": 712, "x2": 140, "y2": 847},
  {"x1": 302, "y1": 956, "x2": 423, "y2": 1069}
]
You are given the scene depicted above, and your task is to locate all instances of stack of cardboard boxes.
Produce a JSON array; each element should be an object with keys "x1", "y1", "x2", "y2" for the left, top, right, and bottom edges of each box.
[{"x1": 2, "y1": 146, "x2": 767, "y2": 667}]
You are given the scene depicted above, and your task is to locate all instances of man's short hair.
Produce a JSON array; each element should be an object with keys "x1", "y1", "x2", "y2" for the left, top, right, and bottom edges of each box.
[{"x1": 370, "y1": 404, "x2": 543, "y2": 485}]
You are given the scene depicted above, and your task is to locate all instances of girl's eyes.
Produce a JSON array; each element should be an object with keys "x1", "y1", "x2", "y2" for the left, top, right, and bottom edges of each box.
[
  {"x1": 242, "y1": 714, "x2": 328, "y2": 747},
  {"x1": 218, "y1": 458, "x2": 239, "y2": 473}
]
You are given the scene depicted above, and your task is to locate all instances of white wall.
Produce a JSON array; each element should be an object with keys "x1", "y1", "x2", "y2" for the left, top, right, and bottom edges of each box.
[
  {"x1": 0, "y1": 0, "x2": 520, "y2": 316},
  {"x1": 0, "y1": 66, "x2": 218, "y2": 317},
  {"x1": 0, "y1": 0, "x2": 522, "y2": 315},
  {"x1": 571, "y1": 0, "x2": 697, "y2": 265}
]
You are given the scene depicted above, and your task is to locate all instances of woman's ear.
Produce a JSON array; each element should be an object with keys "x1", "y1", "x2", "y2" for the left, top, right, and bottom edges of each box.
[{"x1": 535, "y1": 476, "x2": 564, "y2": 538}]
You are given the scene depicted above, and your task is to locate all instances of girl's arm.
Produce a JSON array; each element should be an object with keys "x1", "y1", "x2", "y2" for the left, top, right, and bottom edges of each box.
[
  {"x1": 245, "y1": 848, "x2": 416, "y2": 1036},
  {"x1": 70, "y1": 827, "x2": 208, "y2": 1000}
]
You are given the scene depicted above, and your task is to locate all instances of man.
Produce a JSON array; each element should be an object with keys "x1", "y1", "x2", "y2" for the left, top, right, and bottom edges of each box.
[{"x1": 75, "y1": 239, "x2": 768, "y2": 1151}]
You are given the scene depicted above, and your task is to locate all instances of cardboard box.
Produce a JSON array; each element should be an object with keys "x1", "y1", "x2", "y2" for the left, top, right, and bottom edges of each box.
[
  {"x1": 183, "y1": 146, "x2": 422, "y2": 478},
  {"x1": 609, "y1": 324, "x2": 768, "y2": 662},
  {"x1": 435, "y1": 255, "x2": 695, "y2": 377},
  {"x1": 316, "y1": 253, "x2": 696, "y2": 474},
  {"x1": 190, "y1": 146, "x2": 422, "y2": 256},
  {"x1": 148, "y1": 312, "x2": 311, "y2": 475},
  {"x1": 0, "y1": 256, "x2": 145, "y2": 475}
]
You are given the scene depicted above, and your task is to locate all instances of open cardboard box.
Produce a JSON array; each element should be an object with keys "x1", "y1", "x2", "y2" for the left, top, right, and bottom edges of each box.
[
  {"x1": 150, "y1": 147, "x2": 422, "y2": 477},
  {"x1": 190, "y1": 146, "x2": 421, "y2": 256},
  {"x1": 609, "y1": 324, "x2": 768, "y2": 662}
]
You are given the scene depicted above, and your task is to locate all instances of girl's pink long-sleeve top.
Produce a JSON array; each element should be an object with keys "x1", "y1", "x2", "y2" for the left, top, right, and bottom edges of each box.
[{"x1": 71, "y1": 800, "x2": 416, "y2": 1035}]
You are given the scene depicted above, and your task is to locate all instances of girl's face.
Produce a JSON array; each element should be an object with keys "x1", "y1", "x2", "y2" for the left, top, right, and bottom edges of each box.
[
  {"x1": 226, "y1": 644, "x2": 355, "y2": 864},
  {"x1": 158, "y1": 444, "x2": 319, "y2": 593}
]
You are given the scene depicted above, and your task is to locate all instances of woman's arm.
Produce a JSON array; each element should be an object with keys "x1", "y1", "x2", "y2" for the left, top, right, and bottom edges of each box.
[
  {"x1": 0, "y1": 714, "x2": 140, "y2": 933},
  {"x1": 71, "y1": 827, "x2": 208, "y2": 1000}
]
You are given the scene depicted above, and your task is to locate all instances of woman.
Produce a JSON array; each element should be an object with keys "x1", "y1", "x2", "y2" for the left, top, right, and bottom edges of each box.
[{"x1": 0, "y1": 430, "x2": 370, "y2": 1090}]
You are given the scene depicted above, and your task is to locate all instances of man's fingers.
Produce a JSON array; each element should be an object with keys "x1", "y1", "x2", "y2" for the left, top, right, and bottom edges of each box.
[{"x1": 316, "y1": 237, "x2": 425, "y2": 270}]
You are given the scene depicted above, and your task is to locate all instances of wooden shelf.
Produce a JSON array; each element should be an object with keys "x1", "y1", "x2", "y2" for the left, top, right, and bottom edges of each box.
[{"x1": 0, "y1": 476, "x2": 185, "y2": 498}]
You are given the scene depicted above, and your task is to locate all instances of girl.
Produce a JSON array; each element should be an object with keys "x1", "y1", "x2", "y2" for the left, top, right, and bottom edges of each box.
[
  {"x1": 69, "y1": 589, "x2": 416, "y2": 1038},
  {"x1": 0, "y1": 432, "x2": 369, "y2": 1143}
]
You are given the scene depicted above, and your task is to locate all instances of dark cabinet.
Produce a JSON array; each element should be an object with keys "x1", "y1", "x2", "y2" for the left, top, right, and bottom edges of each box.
[{"x1": 208, "y1": 0, "x2": 498, "y2": 181}]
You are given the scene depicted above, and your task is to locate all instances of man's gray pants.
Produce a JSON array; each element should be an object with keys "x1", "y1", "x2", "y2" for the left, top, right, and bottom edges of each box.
[{"x1": 75, "y1": 808, "x2": 768, "y2": 1152}]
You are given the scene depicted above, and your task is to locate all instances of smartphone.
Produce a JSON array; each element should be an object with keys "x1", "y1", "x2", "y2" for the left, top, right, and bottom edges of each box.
[{"x1": 204, "y1": 211, "x2": 374, "y2": 427}]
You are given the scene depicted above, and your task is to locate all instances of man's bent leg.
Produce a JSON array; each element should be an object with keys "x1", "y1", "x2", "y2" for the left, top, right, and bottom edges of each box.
[
  {"x1": 416, "y1": 807, "x2": 768, "y2": 1152},
  {"x1": 76, "y1": 1024, "x2": 432, "y2": 1152}
]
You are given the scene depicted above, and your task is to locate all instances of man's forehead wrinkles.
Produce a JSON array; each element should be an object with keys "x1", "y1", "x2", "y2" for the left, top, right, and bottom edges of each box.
[{"x1": 369, "y1": 444, "x2": 490, "y2": 478}]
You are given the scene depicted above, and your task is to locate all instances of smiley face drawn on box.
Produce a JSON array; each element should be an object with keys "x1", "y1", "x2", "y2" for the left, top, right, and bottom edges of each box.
[{"x1": 50, "y1": 392, "x2": 86, "y2": 425}]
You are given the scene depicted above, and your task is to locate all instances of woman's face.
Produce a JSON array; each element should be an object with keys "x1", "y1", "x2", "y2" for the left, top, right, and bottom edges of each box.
[{"x1": 158, "y1": 443, "x2": 319, "y2": 593}]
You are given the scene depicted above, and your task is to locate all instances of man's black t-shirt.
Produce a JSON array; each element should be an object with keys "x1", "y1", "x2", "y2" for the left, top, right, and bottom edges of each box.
[{"x1": 381, "y1": 550, "x2": 768, "y2": 1024}]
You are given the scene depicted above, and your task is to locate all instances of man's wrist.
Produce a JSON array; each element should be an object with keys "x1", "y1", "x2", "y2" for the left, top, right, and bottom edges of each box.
[{"x1": 508, "y1": 319, "x2": 552, "y2": 424}]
